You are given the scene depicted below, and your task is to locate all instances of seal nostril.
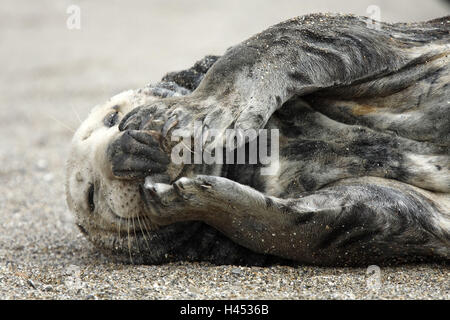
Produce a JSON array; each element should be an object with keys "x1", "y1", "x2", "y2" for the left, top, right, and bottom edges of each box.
[{"x1": 87, "y1": 184, "x2": 95, "y2": 213}]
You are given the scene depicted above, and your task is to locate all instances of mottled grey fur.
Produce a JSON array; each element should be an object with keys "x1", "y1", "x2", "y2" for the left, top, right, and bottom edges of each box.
[{"x1": 96, "y1": 14, "x2": 449, "y2": 266}]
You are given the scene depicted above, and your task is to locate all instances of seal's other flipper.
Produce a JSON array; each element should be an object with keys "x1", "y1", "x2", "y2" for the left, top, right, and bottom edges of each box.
[{"x1": 149, "y1": 175, "x2": 449, "y2": 266}]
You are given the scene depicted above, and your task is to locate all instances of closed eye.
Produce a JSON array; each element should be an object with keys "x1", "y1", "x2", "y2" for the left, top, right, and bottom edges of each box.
[
  {"x1": 104, "y1": 111, "x2": 119, "y2": 127},
  {"x1": 87, "y1": 184, "x2": 95, "y2": 213}
]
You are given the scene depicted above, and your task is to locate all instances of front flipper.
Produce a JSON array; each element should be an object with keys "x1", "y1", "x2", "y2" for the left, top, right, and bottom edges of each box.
[
  {"x1": 106, "y1": 130, "x2": 170, "y2": 180},
  {"x1": 142, "y1": 175, "x2": 449, "y2": 266},
  {"x1": 121, "y1": 14, "x2": 449, "y2": 152}
]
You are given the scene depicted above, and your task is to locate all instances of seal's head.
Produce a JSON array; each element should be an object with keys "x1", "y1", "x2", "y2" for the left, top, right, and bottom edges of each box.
[{"x1": 65, "y1": 90, "x2": 194, "y2": 264}]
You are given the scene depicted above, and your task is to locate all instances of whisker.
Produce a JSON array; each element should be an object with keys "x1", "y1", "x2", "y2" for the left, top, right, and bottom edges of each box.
[
  {"x1": 127, "y1": 219, "x2": 133, "y2": 264},
  {"x1": 46, "y1": 114, "x2": 75, "y2": 133},
  {"x1": 140, "y1": 216, "x2": 154, "y2": 239},
  {"x1": 117, "y1": 213, "x2": 122, "y2": 240},
  {"x1": 131, "y1": 215, "x2": 140, "y2": 254},
  {"x1": 71, "y1": 105, "x2": 83, "y2": 124},
  {"x1": 136, "y1": 214, "x2": 151, "y2": 251}
]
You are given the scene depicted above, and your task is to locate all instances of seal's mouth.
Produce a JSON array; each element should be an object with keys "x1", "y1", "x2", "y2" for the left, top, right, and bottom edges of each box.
[
  {"x1": 85, "y1": 186, "x2": 156, "y2": 236},
  {"x1": 106, "y1": 203, "x2": 154, "y2": 232}
]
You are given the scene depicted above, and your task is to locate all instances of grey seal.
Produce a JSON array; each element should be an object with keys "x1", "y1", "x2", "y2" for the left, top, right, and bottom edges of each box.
[{"x1": 66, "y1": 14, "x2": 449, "y2": 266}]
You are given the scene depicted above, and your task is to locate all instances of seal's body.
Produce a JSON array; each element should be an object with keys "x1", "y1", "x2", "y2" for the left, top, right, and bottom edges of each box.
[{"x1": 66, "y1": 14, "x2": 449, "y2": 266}]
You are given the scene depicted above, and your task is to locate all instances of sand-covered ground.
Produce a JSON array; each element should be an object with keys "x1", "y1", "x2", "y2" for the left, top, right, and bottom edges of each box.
[{"x1": 0, "y1": 0, "x2": 448, "y2": 299}]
